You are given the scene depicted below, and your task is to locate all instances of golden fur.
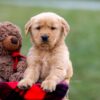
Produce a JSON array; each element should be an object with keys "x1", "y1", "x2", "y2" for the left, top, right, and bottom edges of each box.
[{"x1": 18, "y1": 12, "x2": 73, "y2": 94}]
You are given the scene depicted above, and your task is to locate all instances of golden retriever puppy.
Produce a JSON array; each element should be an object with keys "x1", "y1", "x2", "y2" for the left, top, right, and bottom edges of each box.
[{"x1": 18, "y1": 12, "x2": 73, "y2": 93}]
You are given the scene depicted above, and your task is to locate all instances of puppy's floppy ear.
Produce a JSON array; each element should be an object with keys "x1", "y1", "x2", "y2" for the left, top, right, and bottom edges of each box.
[
  {"x1": 25, "y1": 18, "x2": 32, "y2": 35},
  {"x1": 61, "y1": 18, "x2": 70, "y2": 36}
]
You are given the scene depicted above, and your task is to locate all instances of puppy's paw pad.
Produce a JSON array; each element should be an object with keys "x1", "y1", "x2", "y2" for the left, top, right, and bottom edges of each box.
[
  {"x1": 41, "y1": 80, "x2": 56, "y2": 92},
  {"x1": 17, "y1": 79, "x2": 33, "y2": 89}
]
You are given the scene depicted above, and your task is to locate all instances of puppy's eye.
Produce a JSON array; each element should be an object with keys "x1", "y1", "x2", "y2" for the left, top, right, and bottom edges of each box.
[
  {"x1": 35, "y1": 26, "x2": 41, "y2": 30},
  {"x1": 51, "y1": 27, "x2": 57, "y2": 30}
]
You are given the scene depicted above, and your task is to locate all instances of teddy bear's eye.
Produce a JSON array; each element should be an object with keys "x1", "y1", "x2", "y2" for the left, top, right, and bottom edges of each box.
[{"x1": 0, "y1": 34, "x2": 7, "y2": 41}]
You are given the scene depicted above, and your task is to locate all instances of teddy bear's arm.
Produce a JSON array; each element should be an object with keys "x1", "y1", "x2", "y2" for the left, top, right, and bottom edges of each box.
[
  {"x1": 9, "y1": 58, "x2": 27, "y2": 81},
  {"x1": 17, "y1": 58, "x2": 27, "y2": 72}
]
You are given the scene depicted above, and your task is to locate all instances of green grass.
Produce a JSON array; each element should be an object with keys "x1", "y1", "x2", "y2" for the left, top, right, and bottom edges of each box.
[{"x1": 0, "y1": 3, "x2": 100, "y2": 100}]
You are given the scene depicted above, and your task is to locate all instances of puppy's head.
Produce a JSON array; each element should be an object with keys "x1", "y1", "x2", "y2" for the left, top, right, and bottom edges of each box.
[{"x1": 25, "y1": 12, "x2": 70, "y2": 50}]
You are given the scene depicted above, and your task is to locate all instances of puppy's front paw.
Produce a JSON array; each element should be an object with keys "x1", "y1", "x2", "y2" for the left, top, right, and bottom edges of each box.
[
  {"x1": 41, "y1": 80, "x2": 57, "y2": 92},
  {"x1": 17, "y1": 79, "x2": 34, "y2": 90}
]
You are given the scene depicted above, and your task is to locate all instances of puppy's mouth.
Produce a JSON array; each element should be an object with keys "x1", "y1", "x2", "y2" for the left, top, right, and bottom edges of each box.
[
  {"x1": 41, "y1": 42, "x2": 49, "y2": 47},
  {"x1": 39, "y1": 42, "x2": 50, "y2": 50}
]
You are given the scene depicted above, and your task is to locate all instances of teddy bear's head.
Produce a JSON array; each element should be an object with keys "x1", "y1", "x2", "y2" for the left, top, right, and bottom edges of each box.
[{"x1": 0, "y1": 22, "x2": 22, "y2": 54}]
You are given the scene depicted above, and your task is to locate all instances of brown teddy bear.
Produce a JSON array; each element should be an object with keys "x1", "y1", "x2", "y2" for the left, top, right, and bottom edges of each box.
[{"x1": 0, "y1": 21, "x2": 27, "y2": 82}]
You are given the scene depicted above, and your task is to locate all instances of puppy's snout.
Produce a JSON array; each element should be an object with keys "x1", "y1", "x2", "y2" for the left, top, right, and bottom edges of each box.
[
  {"x1": 11, "y1": 37, "x2": 18, "y2": 44},
  {"x1": 41, "y1": 35, "x2": 49, "y2": 42}
]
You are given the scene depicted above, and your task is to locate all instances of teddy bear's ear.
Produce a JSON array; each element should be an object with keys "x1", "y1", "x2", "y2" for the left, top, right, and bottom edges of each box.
[
  {"x1": 60, "y1": 18, "x2": 70, "y2": 37},
  {"x1": 25, "y1": 19, "x2": 32, "y2": 35}
]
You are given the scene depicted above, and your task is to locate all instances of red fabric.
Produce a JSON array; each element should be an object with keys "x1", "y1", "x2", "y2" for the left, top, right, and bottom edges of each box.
[
  {"x1": 11, "y1": 51, "x2": 26, "y2": 72},
  {"x1": 6, "y1": 82, "x2": 46, "y2": 100},
  {"x1": 0, "y1": 82, "x2": 68, "y2": 100},
  {"x1": 6, "y1": 82, "x2": 17, "y2": 89},
  {"x1": 24, "y1": 83, "x2": 46, "y2": 100}
]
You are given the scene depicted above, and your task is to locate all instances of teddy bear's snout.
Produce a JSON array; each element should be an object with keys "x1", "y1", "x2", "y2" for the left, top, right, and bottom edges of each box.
[{"x1": 11, "y1": 37, "x2": 18, "y2": 44}]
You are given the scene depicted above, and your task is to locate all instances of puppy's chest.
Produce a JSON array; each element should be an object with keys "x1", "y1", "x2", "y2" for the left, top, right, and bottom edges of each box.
[{"x1": 39, "y1": 52, "x2": 51, "y2": 79}]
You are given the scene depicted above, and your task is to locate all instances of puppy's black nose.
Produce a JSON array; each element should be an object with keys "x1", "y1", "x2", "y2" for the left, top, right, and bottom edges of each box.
[
  {"x1": 41, "y1": 35, "x2": 49, "y2": 42},
  {"x1": 11, "y1": 37, "x2": 18, "y2": 44}
]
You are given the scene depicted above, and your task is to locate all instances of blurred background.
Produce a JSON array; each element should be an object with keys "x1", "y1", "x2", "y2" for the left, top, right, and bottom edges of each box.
[{"x1": 0, "y1": 0, "x2": 100, "y2": 100}]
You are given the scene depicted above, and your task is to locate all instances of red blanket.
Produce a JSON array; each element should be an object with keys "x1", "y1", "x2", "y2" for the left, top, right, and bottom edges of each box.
[{"x1": 0, "y1": 82, "x2": 68, "y2": 100}]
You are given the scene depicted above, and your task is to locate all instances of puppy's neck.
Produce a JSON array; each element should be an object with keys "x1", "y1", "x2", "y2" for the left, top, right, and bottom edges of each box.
[{"x1": 35, "y1": 44, "x2": 51, "y2": 51}]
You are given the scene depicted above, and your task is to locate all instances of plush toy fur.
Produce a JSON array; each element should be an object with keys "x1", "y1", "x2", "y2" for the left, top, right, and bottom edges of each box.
[{"x1": 0, "y1": 22, "x2": 27, "y2": 82}]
